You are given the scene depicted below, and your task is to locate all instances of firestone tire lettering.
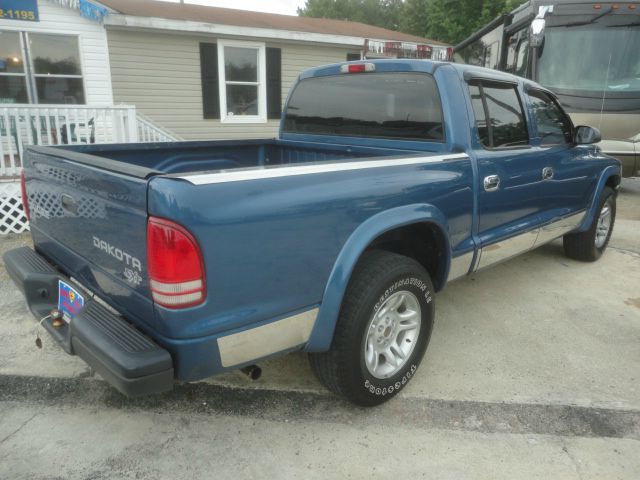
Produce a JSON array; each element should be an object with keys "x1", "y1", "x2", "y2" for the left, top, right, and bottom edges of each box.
[
  {"x1": 363, "y1": 364, "x2": 418, "y2": 396},
  {"x1": 308, "y1": 251, "x2": 435, "y2": 406}
]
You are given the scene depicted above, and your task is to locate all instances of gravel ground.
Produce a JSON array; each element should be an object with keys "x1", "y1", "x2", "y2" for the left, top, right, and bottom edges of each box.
[{"x1": 0, "y1": 177, "x2": 638, "y2": 479}]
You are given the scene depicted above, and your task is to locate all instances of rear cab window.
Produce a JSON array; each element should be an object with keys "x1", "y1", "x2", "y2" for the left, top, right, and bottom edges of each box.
[
  {"x1": 468, "y1": 80, "x2": 529, "y2": 149},
  {"x1": 283, "y1": 72, "x2": 444, "y2": 142}
]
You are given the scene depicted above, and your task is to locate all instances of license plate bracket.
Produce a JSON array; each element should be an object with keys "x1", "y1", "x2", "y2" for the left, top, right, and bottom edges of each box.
[{"x1": 58, "y1": 280, "x2": 85, "y2": 322}]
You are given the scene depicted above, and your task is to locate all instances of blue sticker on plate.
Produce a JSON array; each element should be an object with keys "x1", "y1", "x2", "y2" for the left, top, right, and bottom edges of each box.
[{"x1": 58, "y1": 280, "x2": 85, "y2": 322}]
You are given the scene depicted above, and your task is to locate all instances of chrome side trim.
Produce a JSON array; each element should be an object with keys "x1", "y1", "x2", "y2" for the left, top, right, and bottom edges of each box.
[
  {"x1": 603, "y1": 151, "x2": 635, "y2": 156},
  {"x1": 534, "y1": 211, "x2": 586, "y2": 247},
  {"x1": 217, "y1": 308, "x2": 318, "y2": 367},
  {"x1": 476, "y1": 229, "x2": 539, "y2": 270},
  {"x1": 475, "y1": 211, "x2": 587, "y2": 271},
  {"x1": 179, "y1": 154, "x2": 469, "y2": 185},
  {"x1": 447, "y1": 250, "x2": 475, "y2": 282}
]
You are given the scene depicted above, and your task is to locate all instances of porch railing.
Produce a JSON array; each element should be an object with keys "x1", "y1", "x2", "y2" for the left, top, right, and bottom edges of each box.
[
  {"x1": 1, "y1": 105, "x2": 181, "y2": 178},
  {"x1": 136, "y1": 111, "x2": 181, "y2": 143}
]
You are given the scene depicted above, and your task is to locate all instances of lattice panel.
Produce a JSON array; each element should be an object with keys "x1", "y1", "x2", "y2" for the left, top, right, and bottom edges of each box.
[
  {"x1": 30, "y1": 189, "x2": 106, "y2": 220},
  {"x1": 0, "y1": 181, "x2": 29, "y2": 234}
]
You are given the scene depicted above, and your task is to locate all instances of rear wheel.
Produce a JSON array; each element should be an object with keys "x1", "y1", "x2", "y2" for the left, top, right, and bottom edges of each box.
[
  {"x1": 309, "y1": 250, "x2": 435, "y2": 406},
  {"x1": 563, "y1": 186, "x2": 616, "y2": 262}
]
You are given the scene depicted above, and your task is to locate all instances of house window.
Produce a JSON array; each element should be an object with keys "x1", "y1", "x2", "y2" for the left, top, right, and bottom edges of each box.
[
  {"x1": 0, "y1": 30, "x2": 85, "y2": 104},
  {"x1": 218, "y1": 40, "x2": 266, "y2": 123},
  {"x1": 30, "y1": 33, "x2": 85, "y2": 104},
  {"x1": 0, "y1": 31, "x2": 28, "y2": 104}
]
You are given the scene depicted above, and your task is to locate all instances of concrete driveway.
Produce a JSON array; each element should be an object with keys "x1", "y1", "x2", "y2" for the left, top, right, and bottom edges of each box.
[{"x1": 1, "y1": 179, "x2": 639, "y2": 479}]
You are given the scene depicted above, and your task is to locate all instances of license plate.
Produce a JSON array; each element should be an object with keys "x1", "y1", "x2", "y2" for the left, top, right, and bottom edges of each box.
[{"x1": 58, "y1": 280, "x2": 85, "y2": 322}]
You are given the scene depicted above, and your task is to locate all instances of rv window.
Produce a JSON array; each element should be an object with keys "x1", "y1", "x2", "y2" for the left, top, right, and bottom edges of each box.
[{"x1": 506, "y1": 33, "x2": 529, "y2": 78}]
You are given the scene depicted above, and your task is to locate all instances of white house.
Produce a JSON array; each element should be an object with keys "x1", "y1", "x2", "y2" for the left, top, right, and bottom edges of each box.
[
  {"x1": 0, "y1": 0, "x2": 177, "y2": 181},
  {"x1": 0, "y1": 0, "x2": 113, "y2": 106}
]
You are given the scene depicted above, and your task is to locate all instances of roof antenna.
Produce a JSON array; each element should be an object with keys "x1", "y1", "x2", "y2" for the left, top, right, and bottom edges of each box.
[{"x1": 598, "y1": 52, "x2": 612, "y2": 131}]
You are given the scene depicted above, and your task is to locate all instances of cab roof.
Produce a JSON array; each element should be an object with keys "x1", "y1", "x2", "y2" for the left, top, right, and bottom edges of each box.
[
  {"x1": 301, "y1": 59, "x2": 523, "y2": 84},
  {"x1": 298, "y1": 59, "x2": 555, "y2": 98}
]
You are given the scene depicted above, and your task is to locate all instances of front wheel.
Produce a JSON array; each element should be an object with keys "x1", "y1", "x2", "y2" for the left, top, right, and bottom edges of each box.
[
  {"x1": 309, "y1": 250, "x2": 435, "y2": 407},
  {"x1": 563, "y1": 186, "x2": 616, "y2": 262}
]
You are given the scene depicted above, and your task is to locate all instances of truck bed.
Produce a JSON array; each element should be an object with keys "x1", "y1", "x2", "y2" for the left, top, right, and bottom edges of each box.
[
  {"x1": 47, "y1": 138, "x2": 423, "y2": 176},
  {"x1": 23, "y1": 138, "x2": 450, "y2": 353}
]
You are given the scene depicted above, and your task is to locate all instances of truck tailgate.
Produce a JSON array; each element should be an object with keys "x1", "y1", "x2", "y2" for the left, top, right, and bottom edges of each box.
[{"x1": 24, "y1": 147, "x2": 155, "y2": 327}]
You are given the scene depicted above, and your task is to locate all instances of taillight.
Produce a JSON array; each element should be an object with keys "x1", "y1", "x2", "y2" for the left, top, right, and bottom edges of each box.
[
  {"x1": 20, "y1": 169, "x2": 30, "y2": 221},
  {"x1": 147, "y1": 217, "x2": 205, "y2": 308}
]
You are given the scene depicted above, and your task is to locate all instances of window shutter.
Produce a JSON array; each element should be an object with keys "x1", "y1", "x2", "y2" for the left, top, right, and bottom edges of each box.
[
  {"x1": 199, "y1": 43, "x2": 219, "y2": 119},
  {"x1": 266, "y1": 47, "x2": 282, "y2": 120}
]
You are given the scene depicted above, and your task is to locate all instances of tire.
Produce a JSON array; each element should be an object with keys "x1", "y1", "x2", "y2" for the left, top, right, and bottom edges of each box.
[
  {"x1": 563, "y1": 186, "x2": 616, "y2": 262},
  {"x1": 309, "y1": 250, "x2": 435, "y2": 407}
]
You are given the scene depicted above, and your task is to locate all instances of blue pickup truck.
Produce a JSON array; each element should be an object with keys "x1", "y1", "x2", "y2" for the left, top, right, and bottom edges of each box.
[{"x1": 4, "y1": 60, "x2": 621, "y2": 406}]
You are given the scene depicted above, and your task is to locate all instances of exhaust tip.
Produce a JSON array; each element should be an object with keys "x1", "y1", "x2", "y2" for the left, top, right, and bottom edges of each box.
[{"x1": 240, "y1": 365, "x2": 262, "y2": 381}]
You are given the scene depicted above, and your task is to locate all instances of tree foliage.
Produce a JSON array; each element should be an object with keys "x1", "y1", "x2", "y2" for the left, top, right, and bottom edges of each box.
[
  {"x1": 297, "y1": 0, "x2": 524, "y2": 44},
  {"x1": 406, "y1": 0, "x2": 524, "y2": 44},
  {"x1": 298, "y1": 0, "x2": 405, "y2": 31}
]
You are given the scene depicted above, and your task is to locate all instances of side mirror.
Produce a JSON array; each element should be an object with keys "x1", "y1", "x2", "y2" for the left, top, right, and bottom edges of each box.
[
  {"x1": 530, "y1": 18, "x2": 546, "y2": 47},
  {"x1": 530, "y1": 5, "x2": 553, "y2": 47},
  {"x1": 574, "y1": 125, "x2": 601, "y2": 145}
]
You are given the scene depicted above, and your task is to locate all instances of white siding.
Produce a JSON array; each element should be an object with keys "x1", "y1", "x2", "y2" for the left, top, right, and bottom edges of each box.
[
  {"x1": 0, "y1": 1, "x2": 113, "y2": 105},
  {"x1": 107, "y1": 29, "x2": 356, "y2": 140}
]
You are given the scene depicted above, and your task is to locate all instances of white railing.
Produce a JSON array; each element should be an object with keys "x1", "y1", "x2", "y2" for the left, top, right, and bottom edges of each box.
[
  {"x1": 0, "y1": 105, "x2": 180, "y2": 178},
  {"x1": 137, "y1": 111, "x2": 182, "y2": 143}
]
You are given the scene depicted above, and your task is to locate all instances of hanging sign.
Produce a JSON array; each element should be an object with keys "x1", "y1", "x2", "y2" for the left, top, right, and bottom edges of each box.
[
  {"x1": 0, "y1": 0, "x2": 40, "y2": 22},
  {"x1": 78, "y1": 0, "x2": 108, "y2": 22},
  {"x1": 46, "y1": 0, "x2": 108, "y2": 23},
  {"x1": 365, "y1": 39, "x2": 434, "y2": 59}
]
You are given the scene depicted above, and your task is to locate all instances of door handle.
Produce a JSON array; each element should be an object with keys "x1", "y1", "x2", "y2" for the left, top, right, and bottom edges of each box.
[
  {"x1": 483, "y1": 175, "x2": 501, "y2": 192},
  {"x1": 60, "y1": 193, "x2": 78, "y2": 214},
  {"x1": 542, "y1": 167, "x2": 554, "y2": 180}
]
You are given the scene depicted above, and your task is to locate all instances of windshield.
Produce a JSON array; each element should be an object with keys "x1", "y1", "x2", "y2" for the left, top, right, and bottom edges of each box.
[{"x1": 538, "y1": 19, "x2": 640, "y2": 95}]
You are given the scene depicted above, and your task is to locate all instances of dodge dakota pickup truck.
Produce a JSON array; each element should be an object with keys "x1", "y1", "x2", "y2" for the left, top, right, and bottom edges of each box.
[{"x1": 4, "y1": 59, "x2": 621, "y2": 406}]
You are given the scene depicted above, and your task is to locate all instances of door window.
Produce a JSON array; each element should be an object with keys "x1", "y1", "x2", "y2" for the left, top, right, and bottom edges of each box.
[
  {"x1": 469, "y1": 81, "x2": 529, "y2": 148},
  {"x1": 469, "y1": 84, "x2": 490, "y2": 146},
  {"x1": 527, "y1": 89, "x2": 573, "y2": 145}
]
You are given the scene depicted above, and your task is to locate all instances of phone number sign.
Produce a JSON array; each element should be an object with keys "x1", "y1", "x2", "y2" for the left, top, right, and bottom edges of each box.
[{"x1": 0, "y1": 0, "x2": 39, "y2": 22}]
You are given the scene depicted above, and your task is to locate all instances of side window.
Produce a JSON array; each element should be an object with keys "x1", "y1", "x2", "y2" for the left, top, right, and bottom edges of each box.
[
  {"x1": 469, "y1": 84, "x2": 490, "y2": 147},
  {"x1": 469, "y1": 81, "x2": 529, "y2": 148},
  {"x1": 527, "y1": 89, "x2": 573, "y2": 145}
]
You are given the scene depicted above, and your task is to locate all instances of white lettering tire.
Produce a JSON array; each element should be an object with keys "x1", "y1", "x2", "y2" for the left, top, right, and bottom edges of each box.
[{"x1": 309, "y1": 250, "x2": 435, "y2": 407}]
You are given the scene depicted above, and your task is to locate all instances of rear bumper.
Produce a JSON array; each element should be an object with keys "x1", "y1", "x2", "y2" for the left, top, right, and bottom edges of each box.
[{"x1": 2, "y1": 247, "x2": 174, "y2": 396}]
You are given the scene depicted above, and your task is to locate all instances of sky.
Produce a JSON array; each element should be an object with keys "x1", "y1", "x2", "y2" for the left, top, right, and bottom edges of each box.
[{"x1": 159, "y1": 0, "x2": 307, "y2": 16}]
